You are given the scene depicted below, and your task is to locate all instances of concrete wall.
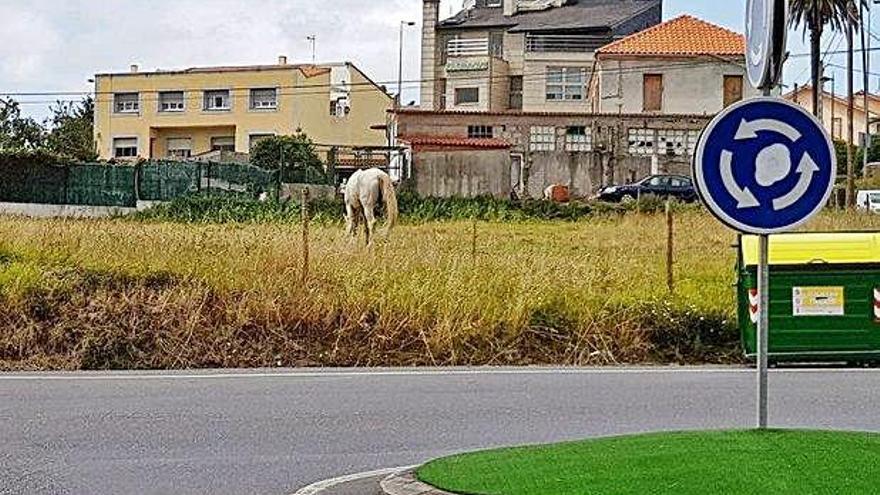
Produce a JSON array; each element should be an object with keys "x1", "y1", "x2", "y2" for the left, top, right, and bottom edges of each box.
[
  {"x1": 597, "y1": 57, "x2": 759, "y2": 115},
  {"x1": 413, "y1": 149, "x2": 511, "y2": 198},
  {"x1": 0, "y1": 202, "x2": 148, "y2": 219},
  {"x1": 397, "y1": 110, "x2": 710, "y2": 198}
]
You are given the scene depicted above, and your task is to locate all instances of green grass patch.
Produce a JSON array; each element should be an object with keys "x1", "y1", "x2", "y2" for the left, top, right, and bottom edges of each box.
[{"x1": 417, "y1": 430, "x2": 880, "y2": 495}]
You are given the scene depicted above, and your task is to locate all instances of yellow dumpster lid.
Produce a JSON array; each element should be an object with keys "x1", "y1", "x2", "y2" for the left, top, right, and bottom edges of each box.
[{"x1": 741, "y1": 232, "x2": 880, "y2": 266}]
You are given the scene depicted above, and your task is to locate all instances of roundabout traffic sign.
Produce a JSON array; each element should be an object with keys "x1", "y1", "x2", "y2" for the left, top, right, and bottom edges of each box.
[
  {"x1": 693, "y1": 97, "x2": 836, "y2": 235},
  {"x1": 745, "y1": 0, "x2": 787, "y2": 89}
]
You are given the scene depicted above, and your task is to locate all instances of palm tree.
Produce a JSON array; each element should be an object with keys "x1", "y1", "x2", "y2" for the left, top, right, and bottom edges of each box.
[
  {"x1": 791, "y1": 0, "x2": 866, "y2": 208},
  {"x1": 789, "y1": 0, "x2": 861, "y2": 116}
]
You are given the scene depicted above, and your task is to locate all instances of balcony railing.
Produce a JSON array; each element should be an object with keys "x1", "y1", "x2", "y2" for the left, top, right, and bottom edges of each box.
[
  {"x1": 447, "y1": 38, "x2": 490, "y2": 57},
  {"x1": 525, "y1": 34, "x2": 610, "y2": 53}
]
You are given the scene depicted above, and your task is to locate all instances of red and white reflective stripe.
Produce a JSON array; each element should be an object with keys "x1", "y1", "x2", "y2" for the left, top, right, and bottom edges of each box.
[
  {"x1": 874, "y1": 289, "x2": 880, "y2": 321},
  {"x1": 749, "y1": 288, "x2": 760, "y2": 324}
]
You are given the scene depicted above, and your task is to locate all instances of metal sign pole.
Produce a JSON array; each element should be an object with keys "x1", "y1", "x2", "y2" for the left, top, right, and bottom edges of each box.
[
  {"x1": 757, "y1": 234, "x2": 770, "y2": 429},
  {"x1": 756, "y1": 85, "x2": 772, "y2": 430}
]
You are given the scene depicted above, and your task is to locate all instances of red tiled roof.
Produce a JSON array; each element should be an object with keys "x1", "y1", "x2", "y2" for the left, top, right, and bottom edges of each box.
[
  {"x1": 401, "y1": 135, "x2": 511, "y2": 149},
  {"x1": 597, "y1": 15, "x2": 745, "y2": 58}
]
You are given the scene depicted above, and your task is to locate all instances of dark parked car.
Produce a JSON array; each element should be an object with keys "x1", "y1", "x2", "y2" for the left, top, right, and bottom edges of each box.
[{"x1": 598, "y1": 174, "x2": 697, "y2": 203}]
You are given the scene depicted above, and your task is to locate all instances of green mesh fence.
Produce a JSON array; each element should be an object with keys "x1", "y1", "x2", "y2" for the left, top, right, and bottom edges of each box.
[
  {"x1": 138, "y1": 161, "x2": 201, "y2": 202},
  {"x1": 67, "y1": 164, "x2": 137, "y2": 207},
  {"x1": 0, "y1": 160, "x2": 280, "y2": 207},
  {"x1": 0, "y1": 162, "x2": 68, "y2": 204},
  {"x1": 204, "y1": 162, "x2": 277, "y2": 195}
]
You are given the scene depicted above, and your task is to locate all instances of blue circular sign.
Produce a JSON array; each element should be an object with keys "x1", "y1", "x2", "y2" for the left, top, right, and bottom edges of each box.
[{"x1": 693, "y1": 97, "x2": 836, "y2": 234}]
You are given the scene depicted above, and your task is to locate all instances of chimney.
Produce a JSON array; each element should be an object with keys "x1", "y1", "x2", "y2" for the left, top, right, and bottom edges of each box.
[
  {"x1": 130, "y1": 64, "x2": 139, "y2": 73},
  {"x1": 420, "y1": 0, "x2": 442, "y2": 111},
  {"x1": 503, "y1": 0, "x2": 517, "y2": 16},
  {"x1": 278, "y1": 55, "x2": 288, "y2": 65}
]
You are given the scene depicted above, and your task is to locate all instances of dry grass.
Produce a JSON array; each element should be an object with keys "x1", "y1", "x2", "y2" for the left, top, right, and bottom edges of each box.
[{"x1": 0, "y1": 210, "x2": 876, "y2": 370}]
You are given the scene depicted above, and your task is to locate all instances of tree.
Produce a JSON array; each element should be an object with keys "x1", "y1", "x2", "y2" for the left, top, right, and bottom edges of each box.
[
  {"x1": 45, "y1": 96, "x2": 97, "y2": 162},
  {"x1": 789, "y1": 0, "x2": 863, "y2": 116},
  {"x1": 0, "y1": 98, "x2": 45, "y2": 151},
  {"x1": 250, "y1": 131, "x2": 326, "y2": 182}
]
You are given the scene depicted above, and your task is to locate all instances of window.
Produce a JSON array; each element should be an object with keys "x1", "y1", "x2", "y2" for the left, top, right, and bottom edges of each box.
[
  {"x1": 564, "y1": 126, "x2": 592, "y2": 152},
  {"x1": 159, "y1": 91, "x2": 185, "y2": 112},
  {"x1": 629, "y1": 128, "x2": 702, "y2": 156},
  {"x1": 114, "y1": 93, "x2": 139, "y2": 113},
  {"x1": 628, "y1": 128, "x2": 655, "y2": 155},
  {"x1": 723, "y1": 75, "x2": 744, "y2": 108},
  {"x1": 439, "y1": 79, "x2": 448, "y2": 110},
  {"x1": 250, "y1": 88, "x2": 277, "y2": 110},
  {"x1": 670, "y1": 177, "x2": 692, "y2": 188},
  {"x1": 643, "y1": 74, "x2": 663, "y2": 112},
  {"x1": 455, "y1": 87, "x2": 479, "y2": 105},
  {"x1": 509, "y1": 76, "x2": 523, "y2": 110},
  {"x1": 166, "y1": 138, "x2": 192, "y2": 159},
  {"x1": 204, "y1": 90, "x2": 231, "y2": 111},
  {"x1": 468, "y1": 125, "x2": 494, "y2": 139},
  {"x1": 530, "y1": 126, "x2": 556, "y2": 151},
  {"x1": 657, "y1": 129, "x2": 689, "y2": 156},
  {"x1": 330, "y1": 97, "x2": 351, "y2": 117},
  {"x1": 249, "y1": 133, "x2": 275, "y2": 150},
  {"x1": 546, "y1": 67, "x2": 585, "y2": 101},
  {"x1": 211, "y1": 136, "x2": 235, "y2": 152},
  {"x1": 113, "y1": 137, "x2": 137, "y2": 158}
]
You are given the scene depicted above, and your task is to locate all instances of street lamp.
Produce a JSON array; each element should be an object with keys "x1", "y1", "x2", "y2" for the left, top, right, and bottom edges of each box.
[{"x1": 398, "y1": 21, "x2": 416, "y2": 108}]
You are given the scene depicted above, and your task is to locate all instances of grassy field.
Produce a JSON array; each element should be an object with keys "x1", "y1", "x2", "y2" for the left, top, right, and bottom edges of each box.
[
  {"x1": 416, "y1": 430, "x2": 880, "y2": 495},
  {"x1": 0, "y1": 209, "x2": 876, "y2": 370}
]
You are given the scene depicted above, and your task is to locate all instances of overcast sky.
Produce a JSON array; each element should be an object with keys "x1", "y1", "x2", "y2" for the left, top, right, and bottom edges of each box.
[{"x1": 1, "y1": 0, "x2": 873, "y2": 121}]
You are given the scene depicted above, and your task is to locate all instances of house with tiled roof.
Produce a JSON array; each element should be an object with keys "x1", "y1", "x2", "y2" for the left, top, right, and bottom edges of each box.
[
  {"x1": 783, "y1": 85, "x2": 880, "y2": 145},
  {"x1": 593, "y1": 15, "x2": 759, "y2": 114},
  {"x1": 420, "y1": 0, "x2": 662, "y2": 113}
]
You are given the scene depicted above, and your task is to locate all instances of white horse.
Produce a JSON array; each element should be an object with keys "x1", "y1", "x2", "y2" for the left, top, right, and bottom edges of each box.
[{"x1": 344, "y1": 168, "x2": 399, "y2": 245}]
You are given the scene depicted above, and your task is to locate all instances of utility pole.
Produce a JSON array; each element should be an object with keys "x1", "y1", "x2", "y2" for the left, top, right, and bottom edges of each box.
[
  {"x1": 307, "y1": 35, "x2": 317, "y2": 63},
  {"x1": 847, "y1": 20, "x2": 856, "y2": 209},
  {"x1": 863, "y1": 2, "x2": 873, "y2": 174},
  {"x1": 397, "y1": 21, "x2": 416, "y2": 108}
]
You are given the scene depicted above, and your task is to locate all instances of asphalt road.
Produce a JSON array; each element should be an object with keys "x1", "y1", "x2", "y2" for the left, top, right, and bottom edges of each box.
[{"x1": 2, "y1": 367, "x2": 880, "y2": 495}]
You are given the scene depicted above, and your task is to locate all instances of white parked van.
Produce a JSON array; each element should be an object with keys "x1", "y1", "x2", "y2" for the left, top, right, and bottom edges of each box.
[{"x1": 857, "y1": 190, "x2": 880, "y2": 213}]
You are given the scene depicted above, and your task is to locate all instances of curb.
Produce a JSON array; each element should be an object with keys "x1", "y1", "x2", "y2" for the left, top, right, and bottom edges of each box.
[
  {"x1": 292, "y1": 465, "x2": 416, "y2": 495},
  {"x1": 380, "y1": 471, "x2": 455, "y2": 495}
]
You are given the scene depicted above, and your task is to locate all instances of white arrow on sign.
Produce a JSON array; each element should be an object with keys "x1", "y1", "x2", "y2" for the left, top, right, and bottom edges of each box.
[
  {"x1": 772, "y1": 153, "x2": 820, "y2": 211},
  {"x1": 721, "y1": 150, "x2": 760, "y2": 209},
  {"x1": 735, "y1": 118, "x2": 802, "y2": 142}
]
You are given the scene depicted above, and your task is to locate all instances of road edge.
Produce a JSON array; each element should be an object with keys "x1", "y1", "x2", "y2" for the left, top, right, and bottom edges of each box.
[
  {"x1": 380, "y1": 471, "x2": 454, "y2": 495},
  {"x1": 292, "y1": 466, "x2": 416, "y2": 495}
]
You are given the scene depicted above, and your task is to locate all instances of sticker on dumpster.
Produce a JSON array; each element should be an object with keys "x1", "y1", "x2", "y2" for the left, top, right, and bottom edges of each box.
[{"x1": 793, "y1": 287, "x2": 845, "y2": 316}]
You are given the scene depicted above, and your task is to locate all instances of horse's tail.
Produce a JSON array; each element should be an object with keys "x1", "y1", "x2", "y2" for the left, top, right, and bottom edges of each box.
[{"x1": 379, "y1": 172, "x2": 398, "y2": 230}]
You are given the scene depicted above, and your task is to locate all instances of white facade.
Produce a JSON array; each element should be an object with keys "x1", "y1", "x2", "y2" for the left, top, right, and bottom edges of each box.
[{"x1": 596, "y1": 57, "x2": 760, "y2": 115}]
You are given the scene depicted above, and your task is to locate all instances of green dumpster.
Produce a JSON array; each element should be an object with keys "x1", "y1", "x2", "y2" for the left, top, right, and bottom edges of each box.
[{"x1": 737, "y1": 232, "x2": 880, "y2": 363}]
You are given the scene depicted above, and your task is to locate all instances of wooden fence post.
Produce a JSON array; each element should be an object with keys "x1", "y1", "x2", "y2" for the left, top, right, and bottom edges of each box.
[
  {"x1": 302, "y1": 188, "x2": 310, "y2": 284},
  {"x1": 471, "y1": 218, "x2": 478, "y2": 264},
  {"x1": 666, "y1": 198, "x2": 674, "y2": 294}
]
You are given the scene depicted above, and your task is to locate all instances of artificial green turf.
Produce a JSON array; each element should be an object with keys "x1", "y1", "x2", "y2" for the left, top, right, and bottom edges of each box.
[{"x1": 417, "y1": 430, "x2": 880, "y2": 495}]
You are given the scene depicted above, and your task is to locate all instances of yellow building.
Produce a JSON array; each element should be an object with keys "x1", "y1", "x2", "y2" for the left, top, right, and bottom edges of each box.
[{"x1": 94, "y1": 57, "x2": 393, "y2": 160}]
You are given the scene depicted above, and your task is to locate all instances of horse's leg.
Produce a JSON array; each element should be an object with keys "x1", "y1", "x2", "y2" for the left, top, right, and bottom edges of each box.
[
  {"x1": 346, "y1": 203, "x2": 360, "y2": 244},
  {"x1": 363, "y1": 205, "x2": 377, "y2": 246}
]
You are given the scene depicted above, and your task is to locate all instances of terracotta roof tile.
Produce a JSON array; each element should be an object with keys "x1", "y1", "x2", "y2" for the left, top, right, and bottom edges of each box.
[
  {"x1": 597, "y1": 15, "x2": 745, "y2": 57},
  {"x1": 401, "y1": 135, "x2": 511, "y2": 149}
]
